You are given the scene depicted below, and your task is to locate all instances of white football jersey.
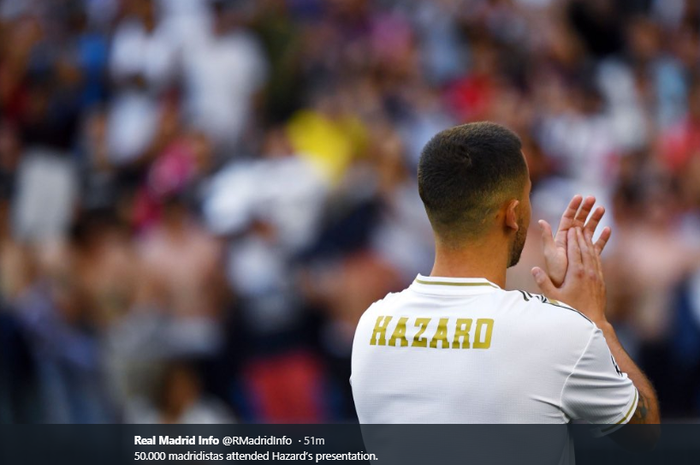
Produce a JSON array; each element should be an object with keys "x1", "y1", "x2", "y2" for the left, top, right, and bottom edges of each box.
[{"x1": 351, "y1": 274, "x2": 638, "y2": 430}]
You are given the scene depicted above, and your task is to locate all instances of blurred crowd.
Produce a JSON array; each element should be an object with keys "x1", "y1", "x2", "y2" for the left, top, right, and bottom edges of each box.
[{"x1": 1, "y1": 0, "x2": 700, "y2": 423}]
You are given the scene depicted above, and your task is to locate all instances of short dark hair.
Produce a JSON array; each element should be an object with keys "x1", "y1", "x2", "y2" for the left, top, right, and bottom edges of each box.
[{"x1": 418, "y1": 122, "x2": 527, "y2": 243}]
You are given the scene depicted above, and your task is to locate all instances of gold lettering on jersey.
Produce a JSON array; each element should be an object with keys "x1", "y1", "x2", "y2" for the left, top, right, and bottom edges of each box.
[
  {"x1": 369, "y1": 316, "x2": 494, "y2": 349},
  {"x1": 369, "y1": 316, "x2": 393, "y2": 346},
  {"x1": 411, "y1": 318, "x2": 431, "y2": 347},
  {"x1": 429, "y1": 318, "x2": 450, "y2": 349},
  {"x1": 388, "y1": 317, "x2": 409, "y2": 347},
  {"x1": 473, "y1": 318, "x2": 494, "y2": 349},
  {"x1": 452, "y1": 318, "x2": 472, "y2": 349}
]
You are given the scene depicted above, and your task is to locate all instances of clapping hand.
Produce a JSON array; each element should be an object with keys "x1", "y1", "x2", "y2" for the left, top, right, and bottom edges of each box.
[
  {"x1": 532, "y1": 226, "x2": 608, "y2": 324},
  {"x1": 536, "y1": 195, "x2": 611, "y2": 287}
]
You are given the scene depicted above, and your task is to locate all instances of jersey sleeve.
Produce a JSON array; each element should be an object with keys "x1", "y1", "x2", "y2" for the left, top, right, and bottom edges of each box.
[{"x1": 560, "y1": 327, "x2": 638, "y2": 434}]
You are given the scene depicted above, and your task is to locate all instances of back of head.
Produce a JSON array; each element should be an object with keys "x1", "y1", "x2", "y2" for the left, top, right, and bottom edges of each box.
[{"x1": 418, "y1": 122, "x2": 526, "y2": 245}]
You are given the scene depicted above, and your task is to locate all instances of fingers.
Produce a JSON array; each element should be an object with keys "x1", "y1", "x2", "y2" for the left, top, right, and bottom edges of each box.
[
  {"x1": 583, "y1": 228, "x2": 603, "y2": 277},
  {"x1": 578, "y1": 227, "x2": 593, "y2": 273},
  {"x1": 539, "y1": 220, "x2": 555, "y2": 253},
  {"x1": 531, "y1": 266, "x2": 557, "y2": 295},
  {"x1": 556, "y1": 195, "x2": 612, "y2": 256},
  {"x1": 567, "y1": 227, "x2": 582, "y2": 271},
  {"x1": 583, "y1": 205, "x2": 604, "y2": 235},
  {"x1": 560, "y1": 195, "x2": 583, "y2": 224},
  {"x1": 573, "y1": 196, "x2": 596, "y2": 228},
  {"x1": 594, "y1": 226, "x2": 611, "y2": 255},
  {"x1": 555, "y1": 195, "x2": 583, "y2": 248}
]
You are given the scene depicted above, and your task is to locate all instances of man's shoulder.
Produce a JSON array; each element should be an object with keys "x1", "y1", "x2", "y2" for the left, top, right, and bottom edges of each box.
[
  {"x1": 493, "y1": 290, "x2": 598, "y2": 366},
  {"x1": 361, "y1": 290, "x2": 407, "y2": 316},
  {"x1": 357, "y1": 286, "x2": 430, "y2": 330},
  {"x1": 510, "y1": 289, "x2": 594, "y2": 324},
  {"x1": 502, "y1": 289, "x2": 597, "y2": 343}
]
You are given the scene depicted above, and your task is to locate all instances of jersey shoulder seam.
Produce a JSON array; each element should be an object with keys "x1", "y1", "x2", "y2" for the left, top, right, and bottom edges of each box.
[{"x1": 516, "y1": 290, "x2": 594, "y2": 326}]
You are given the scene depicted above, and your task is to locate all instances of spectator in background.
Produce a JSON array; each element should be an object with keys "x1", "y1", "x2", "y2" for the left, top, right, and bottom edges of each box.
[
  {"x1": 5, "y1": 8, "x2": 82, "y2": 243},
  {"x1": 126, "y1": 359, "x2": 234, "y2": 424},
  {"x1": 137, "y1": 192, "x2": 226, "y2": 352},
  {"x1": 11, "y1": 236, "x2": 114, "y2": 423},
  {"x1": 286, "y1": 85, "x2": 368, "y2": 185},
  {"x1": 107, "y1": 0, "x2": 176, "y2": 166},
  {"x1": 0, "y1": 185, "x2": 39, "y2": 422},
  {"x1": 182, "y1": 0, "x2": 268, "y2": 155},
  {"x1": 200, "y1": 127, "x2": 330, "y2": 422},
  {"x1": 109, "y1": 0, "x2": 177, "y2": 92},
  {"x1": 252, "y1": 0, "x2": 305, "y2": 124}
]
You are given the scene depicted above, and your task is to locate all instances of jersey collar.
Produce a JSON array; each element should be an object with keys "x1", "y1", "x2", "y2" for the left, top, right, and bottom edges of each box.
[{"x1": 409, "y1": 274, "x2": 501, "y2": 295}]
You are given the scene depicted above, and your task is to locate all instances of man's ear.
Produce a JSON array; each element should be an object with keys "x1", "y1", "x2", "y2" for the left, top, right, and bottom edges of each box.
[{"x1": 504, "y1": 199, "x2": 520, "y2": 232}]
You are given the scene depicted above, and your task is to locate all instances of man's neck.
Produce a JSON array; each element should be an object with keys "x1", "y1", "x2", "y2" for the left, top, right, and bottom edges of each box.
[{"x1": 430, "y1": 237, "x2": 510, "y2": 288}]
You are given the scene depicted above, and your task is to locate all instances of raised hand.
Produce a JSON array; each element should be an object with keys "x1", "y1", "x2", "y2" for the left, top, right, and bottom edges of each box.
[
  {"x1": 538, "y1": 195, "x2": 611, "y2": 287},
  {"x1": 532, "y1": 227, "x2": 607, "y2": 325}
]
